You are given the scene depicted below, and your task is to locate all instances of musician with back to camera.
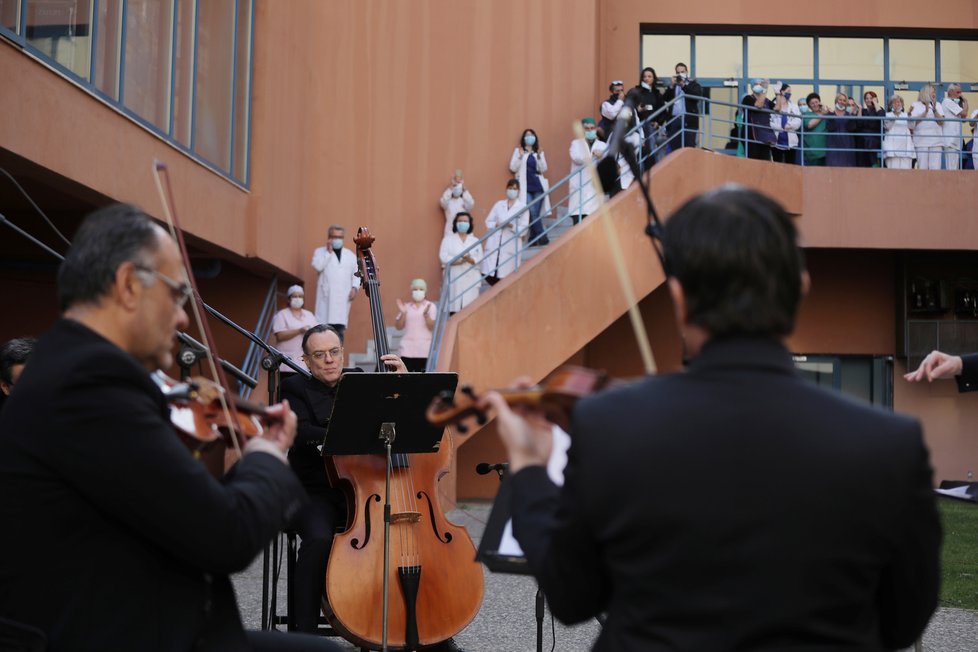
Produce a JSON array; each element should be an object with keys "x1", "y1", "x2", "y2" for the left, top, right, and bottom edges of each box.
[
  {"x1": 484, "y1": 186, "x2": 941, "y2": 651},
  {"x1": 0, "y1": 204, "x2": 342, "y2": 651}
]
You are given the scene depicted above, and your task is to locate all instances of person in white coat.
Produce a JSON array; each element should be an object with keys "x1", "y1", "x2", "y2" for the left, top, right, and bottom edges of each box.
[
  {"x1": 481, "y1": 179, "x2": 527, "y2": 284},
  {"x1": 910, "y1": 84, "x2": 944, "y2": 170},
  {"x1": 568, "y1": 117, "x2": 607, "y2": 224},
  {"x1": 310, "y1": 224, "x2": 359, "y2": 340},
  {"x1": 509, "y1": 129, "x2": 551, "y2": 246},
  {"x1": 769, "y1": 82, "x2": 803, "y2": 164},
  {"x1": 439, "y1": 212, "x2": 484, "y2": 314},
  {"x1": 438, "y1": 171, "x2": 475, "y2": 238},
  {"x1": 941, "y1": 84, "x2": 969, "y2": 170},
  {"x1": 883, "y1": 95, "x2": 916, "y2": 170}
]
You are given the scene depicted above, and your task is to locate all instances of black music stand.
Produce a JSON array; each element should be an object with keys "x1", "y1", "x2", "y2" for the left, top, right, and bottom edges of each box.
[{"x1": 322, "y1": 372, "x2": 457, "y2": 652}]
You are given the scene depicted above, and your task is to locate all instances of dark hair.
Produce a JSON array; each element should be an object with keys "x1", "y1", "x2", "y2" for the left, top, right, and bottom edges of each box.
[
  {"x1": 662, "y1": 185, "x2": 805, "y2": 339},
  {"x1": 301, "y1": 324, "x2": 342, "y2": 353},
  {"x1": 506, "y1": 178, "x2": 520, "y2": 190},
  {"x1": 452, "y1": 211, "x2": 474, "y2": 234},
  {"x1": 57, "y1": 203, "x2": 162, "y2": 312},
  {"x1": 641, "y1": 67, "x2": 658, "y2": 85},
  {"x1": 675, "y1": 62, "x2": 688, "y2": 72},
  {"x1": 519, "y1": 128, "x2": 540, "y2": 153},
  {"x1": 0, "y1": 337, "x2": 37, "y2": 384},
  {"x1": 806, "y1": 92, "x2": 821, "y2": 105}
]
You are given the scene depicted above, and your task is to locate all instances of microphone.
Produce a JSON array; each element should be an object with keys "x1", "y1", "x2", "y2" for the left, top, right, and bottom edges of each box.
[{"x1": 475, "y1": 462, "x2": 508, "y2": 475}]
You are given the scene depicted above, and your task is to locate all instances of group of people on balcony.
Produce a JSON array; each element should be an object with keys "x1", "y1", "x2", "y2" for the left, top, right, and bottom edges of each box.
[{"x1": 743, "y1": 79, "x2": 977, "y2": 169}]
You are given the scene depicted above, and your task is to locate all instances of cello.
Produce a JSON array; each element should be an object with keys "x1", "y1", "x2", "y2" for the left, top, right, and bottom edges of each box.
[{"x1": 322, "y1": 227, "x2": 484, "y2": 650}]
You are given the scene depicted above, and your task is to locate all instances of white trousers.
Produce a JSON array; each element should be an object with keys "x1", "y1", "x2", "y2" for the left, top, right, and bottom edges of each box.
[
  {"x1": 916, "y1": 146, "x2": 942, "y2": 170},
  {"x1": 885, "y1": 157, "x2": 913, "y2": 169},
  {"x1": 944, "y1": 146, "x2": 961, "y2": 170}
]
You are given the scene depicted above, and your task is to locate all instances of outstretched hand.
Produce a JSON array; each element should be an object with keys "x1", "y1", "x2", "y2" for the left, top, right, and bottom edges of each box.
[
  {"x1": 480, "y1": 379, "x2": 553, "y2": 474},
  {"x1": 904, "y1": 350, "x2": 963, "y2": 382}
]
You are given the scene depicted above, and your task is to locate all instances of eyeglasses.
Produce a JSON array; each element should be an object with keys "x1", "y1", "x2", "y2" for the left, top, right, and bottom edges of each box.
[
  {"x1": 135, "y1": 265, "x2": 193, "y2": 308},
  {"x1": 307, "y1": 347, "x2": 343, "y2": 360}
]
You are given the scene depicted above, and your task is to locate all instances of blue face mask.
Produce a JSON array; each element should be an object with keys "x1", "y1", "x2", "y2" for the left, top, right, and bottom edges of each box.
[
  {"x1": 506, "y1": 188, "x2": 519, "y2": 200},
  {"x1": 584, "y1": 130, "x2": 597, "y2": 141},
  {"x1": 331, "y1": 238, "x2": 343, "y2": 251},
  {"x1": 523, "y1": 134, "x2": 536, "y2": 146},
  {"x1": 752, "y1": 85, "x2": 765, "y2": 94},
  {"x1": 784, "y1": 92, "x2": 792, "y2": 100},
  {"x1": 457, "y1": 221, "x2": 470, "y2": 233}
]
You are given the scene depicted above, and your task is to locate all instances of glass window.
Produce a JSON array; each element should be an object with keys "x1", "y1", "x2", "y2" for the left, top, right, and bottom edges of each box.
[
  {"x1": 123, "y1": 0, "x2": 174, "y2": 130},
  {"x1": 819, "y1": 38, "x2": 883, "y2": 80},
  {"x1": 25, "y1": 0, "x2": 94, "y2": 79},
  {"x1": 172, "y1": 0, "x2": 196, "y2": 146},
  {"x1": 704, "y1": 87, "x2": 739, "y2": 152},
  {"x1": 93, "y1": 0, "x2": 122, "y2": 99},
  {"x1": 641, "y1": 34, "x2": 690, "y2": 81},
  {"x1": 941, "y1": 40, "x2": 978, "y2": 84},
  {"x1": 194, "y1": 0, "x2": 234, "y2": 170},
  {"x1": 889, "y1": 39, "x2": 936, "y2": 82},
  {"x1": 748, "y1": 36, "x2": 812, "y2": 79},
  {"x1": 696, "y1": 35, "x2": 742, "y2": 79},
  {"x1": 0, "y1": 0, "x2": 20, "y2": 33},
  {"x1": 232, "y1": 0, "x2": 252, "y2": 181}
]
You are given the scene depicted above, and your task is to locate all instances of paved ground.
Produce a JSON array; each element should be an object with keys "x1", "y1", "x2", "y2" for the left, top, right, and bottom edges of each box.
[{"x1": 233, "y1": 502, "x2": 976, "y2": 651}]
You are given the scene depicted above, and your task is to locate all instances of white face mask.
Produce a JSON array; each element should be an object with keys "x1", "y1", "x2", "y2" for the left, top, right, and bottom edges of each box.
[
  {"x1": 641, "y1": 81, "x2": 651, "y2": 90},
  {"x1": 290, "y1": 297, "x2": 304, "y2": 309},
  {"x1": 506, "y1": 188, "x2": 519, "y2": 200},
  {"x1": 411, "y1": 290, "x2": 425, "y2": 302},
  {"x1": 451, "y1": 184, "x2": 463, "y2": 198},
  {"x1": 331, "y1": 238, "x2": 343, "y2": 251}
]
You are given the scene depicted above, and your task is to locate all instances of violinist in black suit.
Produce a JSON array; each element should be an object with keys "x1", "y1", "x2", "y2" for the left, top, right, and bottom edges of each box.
[
  {"x1": 485, "y1": 186, "x2": 940, "y2": 651},
  {"x1": 0, "y1": 204, "x2": 341, "y2": 651}
]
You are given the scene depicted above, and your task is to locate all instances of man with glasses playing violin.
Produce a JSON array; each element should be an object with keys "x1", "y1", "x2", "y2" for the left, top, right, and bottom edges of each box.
[{"x1": 0, "y1": 204, "x2": 342, "y2": 651}]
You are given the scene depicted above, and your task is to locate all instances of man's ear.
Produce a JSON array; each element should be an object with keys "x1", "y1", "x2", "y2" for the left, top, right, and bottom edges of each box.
[
  {"x1": 667, "y1": 277, "x2": 688, "y2": 327},
  {"x1": 800, "y1": 270, "x2": 811, "y2": 300},
  {"x1": 115, "y1": 262, "x2": 143, "y2": 311}
]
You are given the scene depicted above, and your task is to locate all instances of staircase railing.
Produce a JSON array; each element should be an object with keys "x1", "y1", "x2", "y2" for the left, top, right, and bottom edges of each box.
[{"x1": 238, "y1": 274, "x2": 279, "y2": 398}]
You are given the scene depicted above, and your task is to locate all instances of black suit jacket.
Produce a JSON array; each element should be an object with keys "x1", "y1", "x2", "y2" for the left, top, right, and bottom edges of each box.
[
  {"x1": 955, "y1": 353, "x2": 978, "y2": 392},
  {"x1": 662, "y1": 79, "x2": 703, "y2": 129},
  {"x1": 0, "y1": 320, "x2": 306, "y2": 652},
  {"x1": 511, "y1": 337, "x2": 940, "y2": 652},
  {"x1": 280, "y1": 370, "x2": 359, "y2": 493}
]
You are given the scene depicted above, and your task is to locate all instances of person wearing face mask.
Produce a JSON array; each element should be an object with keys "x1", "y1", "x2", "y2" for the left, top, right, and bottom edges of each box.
[
  {"x1": 439, "y1": 171, "x2": 475, "y2": 238},
  {"x1": 741, "y1": 79, "x2": 775, "y2": 161},
  {"x1": 439, "y1": 212, "x2": 484, "y2": 314},
  {"x1": 568, "y1": 117, "x2": 608, "y2": 225},
  {"x1": 598, "y1": 80, "x2": 626, "y2": 141},
  {"x1": 661, "y1": 62, "x2": 702, "y2": 150},
  {"x1": 941, "y1": 83, "x2": 969, "y2": 170},
  {"x1": 910, "y1": 84, "x2": 945, "y2": 170},
  {"x1": 481, "y1": 179, "x2": 528, "y2": 284},
  {"x1": 883, "y1": 94, "x2": 917, "y2": 170},
  {"x1": 394, "y1": 279, "x2": 436, "y2": 372},
  {"x1": 857, "y1": 91, "x2": 886, "y2": 168},
  {"x1": 824, "y1": 93, "x2": 860, "y2": 167},
  {"x1": 510, "y1": 129, "x2": 551, "y2": 247},
  {"x1": 769, "y1": 82, "x2": 802, "y2": 164},
  {"x1": 632, "y1": 67, "x2": 664, "y2": 167},
  {"x1": 310, "y1": 225, "x2": 360, "y2": 341},
  {"x1": 801, "y1": 93, "x2": 830, "y2": 167},
  {"x1": 271, "y1": 284, "x2": 319, "y2": 377}
]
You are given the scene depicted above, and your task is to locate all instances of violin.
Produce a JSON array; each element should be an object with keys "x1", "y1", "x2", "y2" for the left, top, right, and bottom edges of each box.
[
  {"x1": 152, "y1": 371, "x2": 274, "y2": 476},
  {"x1": 425, "y1": 366, "x2": 609, "y2": 433}
]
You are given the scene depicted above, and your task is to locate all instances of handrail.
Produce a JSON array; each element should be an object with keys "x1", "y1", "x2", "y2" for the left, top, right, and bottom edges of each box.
[
  {"x1": 426, "y1": 92, "x2": 977, "y2": 370},
  {"x1": 238, "y1": 274, "x2": 279, "y2": 398}
]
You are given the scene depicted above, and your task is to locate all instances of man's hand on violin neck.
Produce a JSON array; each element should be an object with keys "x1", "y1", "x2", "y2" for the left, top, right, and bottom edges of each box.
[
  {"x1": 246, "y1": 401, "x2": 297, "y2": 461},
  {"x1": 481, "y1": 389, "x2": 552, "y2": 474}
]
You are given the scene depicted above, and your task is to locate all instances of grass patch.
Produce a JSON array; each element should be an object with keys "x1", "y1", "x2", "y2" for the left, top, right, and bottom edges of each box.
[{"x1": 939, "y1": 498, "x2": 978, "y2": 609}]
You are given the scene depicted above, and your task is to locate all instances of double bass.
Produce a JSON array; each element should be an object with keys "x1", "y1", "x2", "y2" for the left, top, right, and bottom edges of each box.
[{"x1": 322, "y1": 228, "x2": 484, "y2": 650}]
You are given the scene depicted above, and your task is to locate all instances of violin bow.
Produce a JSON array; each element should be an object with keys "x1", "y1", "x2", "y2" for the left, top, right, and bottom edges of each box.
[
  {"x1": 152, "y1": 161, "x2": 245, "y2": 460},
  {"x1": 572, "y1": 123, "x2": 657, "y2": 374}
]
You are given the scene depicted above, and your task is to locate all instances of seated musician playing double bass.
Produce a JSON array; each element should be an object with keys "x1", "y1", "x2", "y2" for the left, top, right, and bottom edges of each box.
[
  {"x1": 281, "y1": 325, "x2": 469, "y2": 651},
  {"x1": 484, "y1": 186, "x2": 941, "y2": 651},
  {"x1": 0, "y1": 204, "x2": 341, "y2": 651}
]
